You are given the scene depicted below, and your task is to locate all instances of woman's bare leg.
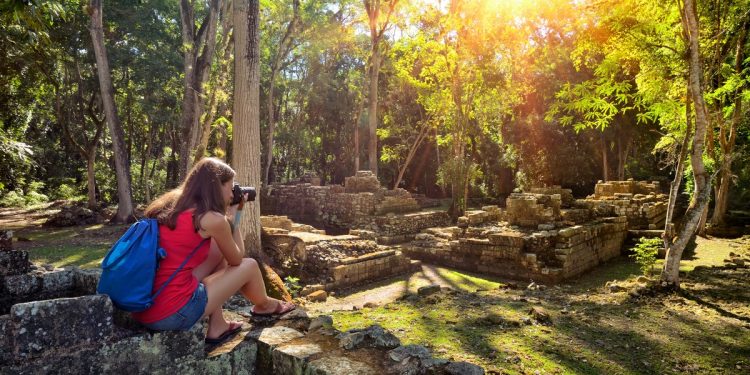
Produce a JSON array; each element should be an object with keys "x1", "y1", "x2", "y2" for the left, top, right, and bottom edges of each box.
[{"x1": 195, "y1": 241, "x2": 236, "y2": 338}]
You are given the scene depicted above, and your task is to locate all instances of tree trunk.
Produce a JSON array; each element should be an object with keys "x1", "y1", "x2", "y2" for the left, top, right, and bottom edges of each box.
[
  {"x1": 664, "y1": 93, "x2": 692, "y2": 244},
  {"x1": 86, "y1": 153, "x2": 97, "y2": 209},
  {"x1": 600, "y1": 133, "x2": 608, "y2": 182},
  {"x1": 367, "y1": 46, "x2": 381, "y2": 176},
  {"x1": 234, "y1": 0, "x2": 291, "y2": 302},
  {"x1": 710, "y1": 18, "x2": 747, "y2": 226},
  {"x1": 393, "y1": 124, "x2": 429, "y2": 189},
  {"x1": 662, "y1": 0, "x2": 713, "y2": 287},
  {"x1": 353, "y1": 98, "x2": 364, "y2": 173},
  {"x1": 263, "y1": 0, "x2": 299, "y2": 186},
  {"x1": 178, "y1": 0, "x2": 221, "y2": 179},
  {"x1": 88, "y1": 0, "x2": 134, "y2": 223}
]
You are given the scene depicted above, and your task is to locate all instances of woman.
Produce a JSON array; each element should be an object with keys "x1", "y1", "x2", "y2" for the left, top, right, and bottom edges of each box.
[{"x1": 132, "y1": 157, "x2": 295, "y2": 344}]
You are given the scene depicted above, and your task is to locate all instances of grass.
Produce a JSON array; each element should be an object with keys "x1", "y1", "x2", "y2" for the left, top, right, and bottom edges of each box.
[
  {"x1": 330, "y1": 237, "x2": 750, "y2": 374},
  {"x1": 12, "y1": 223, "x2": 127, "y2": 269}
]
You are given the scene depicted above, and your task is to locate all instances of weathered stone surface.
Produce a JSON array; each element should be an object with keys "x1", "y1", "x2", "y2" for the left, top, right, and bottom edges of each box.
[
  {"x1": 387, "y1": 345, "x2": 449, "y2": 375},
  {"x1": 301, "y1": 283, "x2": 326, "y2": 296},
  {"x1": 10, "y1": 294, "x2": 114, "y2": 359},
  {"x1": 337, "y1": 325, "x2": 400, "y2": 350},
  {"x1": 273, "y1": 343, "x2": 323, "y2": 374},
  {"x1": 0, "y1": 230, "x2": 13, "y2": 251},
  {"x1": 307, "y1": 290, "x2": 328, "y2": 302},
  {"x1": 0, "y1": 249, "x2": 30, "y2": 276},
  {"x1": 307, "y1": 356, "x2": 377, "y2": 375},
  {"x1": 4, "y1": 273, "x2": 42, "y2": 296},
  {"x1": 250, "y1": 326, "x2": 305, "y2": 373},
  {"x1": 444, "y1": 361, "x2": 485, "y2": 375},
  {"x1": 40, "y1": 269, "x2": 75, "y2": 293},
  {"x1": 261, "y1": 215, "x2": 294, "y2": 230},
  {"x1": 73, "y1": 268, "x2": 101, "y2": 294},
  {"x1": 308, "y1": 315, "x2": 334, "y2": 332}
]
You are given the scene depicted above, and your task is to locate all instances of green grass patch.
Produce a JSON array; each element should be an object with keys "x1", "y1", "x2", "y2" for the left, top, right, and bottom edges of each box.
[{"x1": 28, "y1": 244, "x2": 108, "y2": 269}]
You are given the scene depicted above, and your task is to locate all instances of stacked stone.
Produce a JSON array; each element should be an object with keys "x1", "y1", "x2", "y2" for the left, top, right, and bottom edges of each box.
[
  {"x1": 323, "y1": 192, "x2": 377, "y2": 227},
  {"x1": 529, "y1": 186, "x2": 575, "y2": 207},
  {"x1": 328, "y1": 250, "x2": 420, "y2": 289},
  {"x1": 261, "y1": 183, "x2": 329, "y2": 224},
  {"x1": 344, "y1": 170, "x2": 381, "y2": 193},
  {"x1": 593, "y1": 179, "x2": 660, "y2": 198},
  {"x1": 505, "y1": 193, "x2": 561, "y2": 227},
  {"x1": 0, "y1": 230, "x2": 30, "y2": 276},
  {"x1": 578, "y1": 192, "x2": 667, "y2": 229},
  {"x1": 373, "y1": 189, "x2": 420, "y2": 215},
  {"x1": 363, "y1": 211, "x2": 451, "y2": 244},
  {"x1": 554, "y1": 216, "x2": 628, "y2": 278}
]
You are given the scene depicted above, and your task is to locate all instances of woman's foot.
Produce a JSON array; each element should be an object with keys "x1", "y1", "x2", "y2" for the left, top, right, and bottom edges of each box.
[
  {"x1": 205, "y1": 321, "x2": 244, "y2": 344},
  {"x1": 250, "y1": 299, "x2": 296, "y2": 316}
]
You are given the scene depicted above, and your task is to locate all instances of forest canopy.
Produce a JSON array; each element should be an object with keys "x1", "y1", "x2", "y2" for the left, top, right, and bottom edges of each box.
[{"x1": 1, "y1": 0, "x2": 748, "y2": 228}]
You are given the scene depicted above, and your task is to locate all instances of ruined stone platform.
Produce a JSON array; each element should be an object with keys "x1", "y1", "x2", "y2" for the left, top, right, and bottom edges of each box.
[{"x1": 0, "y1": 266, "x2": 482, "y2": 374}]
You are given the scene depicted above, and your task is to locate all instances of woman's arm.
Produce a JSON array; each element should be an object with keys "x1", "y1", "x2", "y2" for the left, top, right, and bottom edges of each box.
[{"x1": 200, "y1": 211, "x2": 244, "y2": 266}]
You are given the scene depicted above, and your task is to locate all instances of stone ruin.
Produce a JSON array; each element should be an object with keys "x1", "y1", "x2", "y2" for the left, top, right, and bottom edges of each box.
[
  {"x1": 260, "y1": 171, "x2": 448, "y2": 292},
  {"x1": 0, "y1": 229, "x2": 483, "y2": 374},
  {"x1": 262, "y1": 176, "x2": 668, "y2": 285},
  {"x1": 262, "y1": 171, "x2": 450, "y2": 242},
  {"x1": 403, "y1": 182, "x2": 667, "y2": 283},
  {"x1": 261, "y1": 216, "x2": 421, "y2": 291}
]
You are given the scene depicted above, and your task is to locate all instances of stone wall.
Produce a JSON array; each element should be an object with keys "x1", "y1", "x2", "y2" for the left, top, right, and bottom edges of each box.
[
  {"x1": 404, "y1": 216, "x2": 627, "y2": 283},
  {"x1": 593, "y1": 179, "x2": 660, "y2": 198},
  {"x1": 505, "y1": 193, "x2": 561, "y2": 228},
  {"x1": 528, "y1": 186, "x2": 575, "y2": 208},
  {"x1": 580, "y1": 181, "x2": 668, "y2": 230},
  {"x1": 262, "y1": 172, "x2": 430, "y2": 241}
]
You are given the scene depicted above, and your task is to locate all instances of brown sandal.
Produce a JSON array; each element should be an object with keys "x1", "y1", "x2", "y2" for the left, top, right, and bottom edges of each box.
[{"x1": 250, "y1": 300, "x2": 296, "y2": 316}]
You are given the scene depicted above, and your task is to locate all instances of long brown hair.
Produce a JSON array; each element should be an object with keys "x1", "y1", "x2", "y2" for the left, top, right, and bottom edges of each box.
[{"x1": 145, "y1": 158, "x2": 235, "y2": 230}]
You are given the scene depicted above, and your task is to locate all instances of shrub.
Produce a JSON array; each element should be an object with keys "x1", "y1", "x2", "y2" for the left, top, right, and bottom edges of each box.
[
  {"x1": 283, "y1": 276, "x2": 302, "y2": 297},
  {"x1": 630, "y1": 237, "x2": 662, "y2": 275},
  {"x1": 0, "y1": 191, "x2": 26, "y2": 207}
]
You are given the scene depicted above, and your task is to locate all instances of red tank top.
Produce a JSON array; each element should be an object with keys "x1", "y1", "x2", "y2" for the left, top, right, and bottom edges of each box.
[{"x1": 132, "y1": 210, "x2": 210, "y2": 324}]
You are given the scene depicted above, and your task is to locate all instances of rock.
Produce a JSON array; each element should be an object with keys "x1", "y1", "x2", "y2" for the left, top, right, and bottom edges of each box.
[
  {"x1": 444, "y1": 361, "x2": 485, "y2": 375},
  {"x1": 387, "y1": 345, "x2": 448, "y2": 374},
  {"x1": 417, "y1": 284, "x2": 441, "y2": 296},
  {"x1": 308, "y1": 315, "x2": 334, "y2": 331},
  {"x1": 607, "y1": 282, "x2": 625, "y2": 293},
  {"x1": 337, "y1": 325, "x2": 401, "y2": 350},
  {"x1": 529, "y1": 306, "x2": 552, "y2": 325},
  {"x1": 307, "y1": 290, "x2": 328, "y2": 302},
  {"x1": 732, "y1": 258, "x2": 745, "y2": 267},
  {"x1": 499, "y1": 282, "x2": 518, "y2": 290},
  {"x1": 521, "y1": 316, "x2": 533, "y2": 325},
  {"x1": 636, "y1": 276, "x2": 650, "y2": 283},
  {"x1": 300, "y1": 284, "x2": 326, "y2": 296},
  {"x1": 363, "y1": 302, "x2": 379, "y2": 309}
]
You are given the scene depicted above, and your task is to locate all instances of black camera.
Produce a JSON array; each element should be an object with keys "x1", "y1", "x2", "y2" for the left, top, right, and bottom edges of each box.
[{"x1": 231, "y1": 183, "x2": 257, "y2": 205}]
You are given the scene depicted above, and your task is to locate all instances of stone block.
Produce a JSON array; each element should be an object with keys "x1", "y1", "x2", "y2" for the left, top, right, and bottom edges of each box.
[
  {"x1": 73, "y1": 268, "x2": 101, "y2": 294},
  {"x1": 307, "y1": 356, "x2": 377, "y2": 375},
  {"x1": 0, "y1": 250, "x2": 30, "y2": 276},
  {"x1": 10, "y1": 294, "x2": 114, "y2": 359},
  {"x1": 41, "y1": 269, "x2": 75, "y2": 293},
  {"x1": 4, "y1": 273, "x2": 41, "y2": 296},
  {"x1": 273, "y1": 342, "x2": 322, "y2": 374},
  {"x1": 250, "y1": 326, "x2": 305, "y2": 373},
  {"x1": 337, "y1": 325, "x2": 400, "y2": 350},
  {"x1": 0, "y1": 230, "x2": 12, "y2": 251}
]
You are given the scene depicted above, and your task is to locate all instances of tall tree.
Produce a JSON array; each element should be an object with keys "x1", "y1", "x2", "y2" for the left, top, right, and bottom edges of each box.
[
  {"x1": 263, "y1": 0, "x2": 301, "y2": 186},
  {"x1": 87, "y1": 0, "x2": 134, "y2": 223},
  {"x1": 363, "y1": 0, "x2": 398, "y2": 177},
  {"x1": 234, "y1": 0, "x2": 291, "y2": 301},
  {"x1": 661, "y1": 0, "x2": 714, "y2": 286},
  {"x1": 177, "y1": 0, "x2": 221, "y2": 181}
]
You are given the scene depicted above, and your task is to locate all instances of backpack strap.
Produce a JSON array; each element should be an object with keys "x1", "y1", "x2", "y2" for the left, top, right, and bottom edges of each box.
[{"x1": 152, "y1": 237, "x2": 210, "y2": 300}]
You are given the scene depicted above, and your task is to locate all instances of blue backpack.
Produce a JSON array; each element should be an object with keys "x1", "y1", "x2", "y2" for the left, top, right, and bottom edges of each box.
[{"x1": 97, "y1": 219, "x2": 207, "y2": 312}]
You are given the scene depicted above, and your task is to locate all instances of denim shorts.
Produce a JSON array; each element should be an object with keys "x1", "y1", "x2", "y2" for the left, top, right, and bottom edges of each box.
[{"x1": 143, "y1": 283, "x2": 208, "y2": 331}]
